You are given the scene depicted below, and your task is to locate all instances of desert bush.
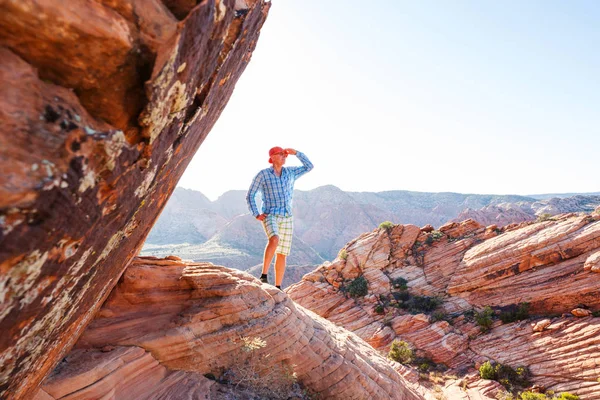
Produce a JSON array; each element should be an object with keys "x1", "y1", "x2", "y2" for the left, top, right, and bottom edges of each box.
[
  {"x1": 379, "y1": 221, "x2": 395, "y2": 231},
  {"x1": 344, "y1": 276, "x2": 368, "y2": 298},
  {"x1": 496, "y1": 391, "x2": 515, "y2": 400},
  {"x1": 425, "y1": 230, "x2": 445, "y2": 245},
  {"x1": 338, "y1": 248, "x2": 348, "y2": 260},
  {"x1": 475, "y1": 306, "x2": 494, "y2": 332},
  {"x1": 536, "y1": 213, "x2": 554, "y2": 222},
  {"x1": 374, "y1": 304, "x2": 385, "y2": 314},
  {"x1": 414, "y1": 357, "x2": 437, "y2": 372},
  {"x1": 519, "y1": 393, "x2": 547, "y2": 400},
  {"x1": 388, "y1": 340, "x2": 414, "y2": 364},
  {"x1": 555, "y1": 393, "x2": 579, "y2": 400},
  {"x1": 479, "y1": 360, "x2": 531, "y2": 392},
  {"x1": 391, "y1": 277, "x2": 408, "y2": 290},
  {"x1": 499, "y1": 303, "x2": 530, "y2": 323},
  {"x1": 221, "y1": 336, "x2": 310, "y2": 399},
  {"x1": 430, "y1": 310, "x2": 450, "y2": 323},
  {"x1": 518, "y1": 393, "x2": 579, "y2": 400},
  {"x1": 495, "y1": 364, "x2": 531, "y2": 391},
  {"x1": 479, "y1": 361, "x2": 495, "y2": 380},
  {"x1": 392, "y1": 290, "x2": 411, "y2": 302},
  {"x1": 398, "y1": 295, "x2": 442, "y2": 314}
]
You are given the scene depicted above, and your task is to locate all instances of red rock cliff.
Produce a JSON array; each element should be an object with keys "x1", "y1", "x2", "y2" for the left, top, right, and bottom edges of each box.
[{"x1": 0, "y1": 1, "x2": 270, "y2": 398}]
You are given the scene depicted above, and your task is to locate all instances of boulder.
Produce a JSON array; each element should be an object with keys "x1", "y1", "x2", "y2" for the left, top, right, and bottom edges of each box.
[{"x1": 0, "y1": 1, "x2": 271, "y2": 398}]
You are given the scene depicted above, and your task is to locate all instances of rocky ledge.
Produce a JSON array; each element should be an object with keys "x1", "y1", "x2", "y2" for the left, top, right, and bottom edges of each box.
[
  {"x1": 34, "y1": 257, "x2": 431, "y2": 399},
  {"x1": 287, "y1": 212, "x2": 600, "y2": 398}
]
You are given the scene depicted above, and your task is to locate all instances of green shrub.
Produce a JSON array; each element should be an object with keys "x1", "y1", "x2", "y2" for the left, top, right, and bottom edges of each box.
[
  {"x1": 517, "y1": 392, "x2": 579, "y2": 400},
  {"x1": 391, "y1": 277, "x2": 408, "y2": 290},
  {"x1": 536, "y1": 213, "x2": 554, "y2": 222},
  {"x1": 338, "y1": 249, "x2": 348, "y2": 260},
  {"x1": 345, "y1": 276, "x2": 368, "y2": 298},
  {"x1": 495, "y1": 364, "x2": 530, "y2": 390},
  {"x1": 431, "y1": 230, "x2": 444, "y2": 240},
  {"x1": 398, "y1": 295, "x2": 442, "y2": 314},
  {"x1": 379, "y1": 221, "x2": 395, "y2": 231},
  {"x1": 392, "y1": 290, "x2": 411, "y2": 302},
  {"x1": 499, "y1": 303, "x2": 530, "y2": 323},
  {"x1": 374, "y1": 304, "x2": 385, "y2": 314},
  {"x1": 479, "y1": 361, "x2": 495, "y2": 379},
  {"x1": 555, "y1": 393, "x2": 579, "y2": 400},
  {"x1": 475, "y1": 306, "x2": 494, "y2": 332},
  {"x1": 425, "y1": 230, "x2": 445, "y2": 245},
  {"x1": 479, "y1": 360, "x2": 531, "y2": 392},
  {"x1": 413, "y1": 357, "x2": 437, "y2": 372},
  {"x1": 520, "y1": 393, "x2": 548, "y2": 400},
  {"x1": 430, "y1": 310, "x2": 450, "y2": 323},
  {"x1": 388, "y1": 340, "x2": 413, "y2": 364},
  {"x1": 592, "y1": 310, "x2": 600, "y2": 317}
]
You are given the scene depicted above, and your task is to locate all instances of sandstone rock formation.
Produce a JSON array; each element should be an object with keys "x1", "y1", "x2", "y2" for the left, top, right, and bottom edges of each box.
[
  {"x1": 0, "y1": 1, "x2": 270, "y2": 398},
  {"x1": 454, "y1": 202, "x2": 535, "y2": 227},
  {"x1": 287, "y1": 213, "x2": 600, "y2": 398},
  {"x1": 34, "y1": 257, "x2": 431, "y2": 399},
  {"x1": 456, "y1": 195, "x2": 600, "y2": 227}
]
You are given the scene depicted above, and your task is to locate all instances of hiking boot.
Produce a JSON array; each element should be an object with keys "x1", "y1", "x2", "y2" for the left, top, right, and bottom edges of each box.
[{"x1": 260, "y1": 274, "x2": 269, "y2": 284}]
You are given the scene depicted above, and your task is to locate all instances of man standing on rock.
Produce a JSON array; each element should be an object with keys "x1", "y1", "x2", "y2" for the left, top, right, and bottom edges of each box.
[{"x1": 246, "y1": 147, "x2": 313, "y2": 290}]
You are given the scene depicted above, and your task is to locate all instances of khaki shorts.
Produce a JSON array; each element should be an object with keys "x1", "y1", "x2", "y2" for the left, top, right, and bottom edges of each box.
[{"x1": 262, "y1": 215, "x2": 293, "y2": 256}]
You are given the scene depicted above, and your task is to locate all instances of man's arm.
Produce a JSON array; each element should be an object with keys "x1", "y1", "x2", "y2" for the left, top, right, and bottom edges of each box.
[
  {"x1": 246, "y1": 172, "x2": 263, "y2": 217},
  {"x1": 285, "y1": 148, "x2": 313, "y2": 179}
]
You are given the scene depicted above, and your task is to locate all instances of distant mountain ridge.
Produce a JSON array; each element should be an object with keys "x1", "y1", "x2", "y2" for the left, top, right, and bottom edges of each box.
[{"x1": 142, "y1": 186, "x2": 600, "y2": 267}]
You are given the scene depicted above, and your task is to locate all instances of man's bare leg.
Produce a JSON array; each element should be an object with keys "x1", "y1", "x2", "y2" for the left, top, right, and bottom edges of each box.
[
  {"x1": 275, "y1": 253, "x2": 287, "y2": 288},
  {"x1": 262, "y1": 235, "x2": 279, "y2": 275}
]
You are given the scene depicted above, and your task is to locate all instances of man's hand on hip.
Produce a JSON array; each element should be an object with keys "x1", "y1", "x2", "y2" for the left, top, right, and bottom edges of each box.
[{"x1": 256, "y1": 213, "x2": 267, "y2": 221}]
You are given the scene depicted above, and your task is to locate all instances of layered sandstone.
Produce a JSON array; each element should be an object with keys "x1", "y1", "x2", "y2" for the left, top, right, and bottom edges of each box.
[
  {"x1": 287, "y1": 213, "x2": 600, "y2": 398},
  {"x1": 0, "y1": 1, "x2": 270, "y2": 398},
  {"x1": 455, "y1": 195, "x2": 600, "y2": 228},
  {"x1": 35, "y1": 346, "x2": 222, "y2": 400},
  {"x1": 35, "y1": 257, "x2": 431, "y2": 399}
]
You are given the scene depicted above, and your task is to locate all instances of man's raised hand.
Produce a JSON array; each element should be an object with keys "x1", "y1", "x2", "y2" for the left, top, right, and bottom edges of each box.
[{"x1": 284, "y1": 148, "x2": 297, "y2": 155}]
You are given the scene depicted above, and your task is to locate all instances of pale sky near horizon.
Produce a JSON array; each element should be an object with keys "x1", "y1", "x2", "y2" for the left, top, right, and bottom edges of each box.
[{"x1": 178, "y1": 0, "x2": 600, "y2": 201}]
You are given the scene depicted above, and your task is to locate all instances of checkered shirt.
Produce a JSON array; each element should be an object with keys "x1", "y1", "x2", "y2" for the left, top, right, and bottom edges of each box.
[{"x1": 246, "y1": 151, "x2": 313, "y2": 217}]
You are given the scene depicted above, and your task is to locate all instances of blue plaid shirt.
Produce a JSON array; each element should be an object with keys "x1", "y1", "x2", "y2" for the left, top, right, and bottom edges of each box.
[{"x1": 246, "y1": 151, "x2": 313, "y2": 217}]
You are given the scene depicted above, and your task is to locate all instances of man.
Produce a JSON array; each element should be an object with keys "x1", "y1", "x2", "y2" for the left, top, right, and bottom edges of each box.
[{"x1": 246, "y1": 147, "x2": 314, "y2": 290}]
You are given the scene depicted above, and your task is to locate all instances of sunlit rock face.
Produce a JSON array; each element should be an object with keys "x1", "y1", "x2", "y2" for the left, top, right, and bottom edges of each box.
[
  {"x1": 455, "y1": 195, "x2": 600, "y2": 227},
  {"x1": 34, "y1": 257, "x2": 431, "y2": 400},
  {"x1": 287, "y1": 213, "x2": 600, "y2": 398},
  {"x1": 0, "y1": 1, "x2": 270, "y2": 398}
]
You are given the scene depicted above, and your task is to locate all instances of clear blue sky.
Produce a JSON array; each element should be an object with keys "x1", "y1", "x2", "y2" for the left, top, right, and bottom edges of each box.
[{"x1": 178, "y1": 0, "x2": 600, "y2": 200}]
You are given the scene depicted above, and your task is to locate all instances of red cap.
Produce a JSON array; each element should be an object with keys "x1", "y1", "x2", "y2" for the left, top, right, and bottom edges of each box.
[{"x1": 268, "y1": 146, "x2": 287, "y2": 163}]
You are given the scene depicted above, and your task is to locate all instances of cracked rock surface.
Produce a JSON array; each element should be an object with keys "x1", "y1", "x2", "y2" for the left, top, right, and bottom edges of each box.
[
  {"x1": 34, "y1": 257, "x2": 430, "y2": 399},
  {"x1": 0, "y1": 1, "x2": 270, "y2": 398},
  {"x1": 287, "y1": 213, "x2": 600, "y2": 398}
]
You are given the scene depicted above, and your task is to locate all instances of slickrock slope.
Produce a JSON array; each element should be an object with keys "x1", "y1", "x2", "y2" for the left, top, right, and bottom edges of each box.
[
  {"x1": 34, "y1": 346, "x2": 223, "y2": 400},
  {"x1": 287, "y1": 212, "x2": 600, "y2": 398},
  {"x1": 36, "y1": 257, "x2": 431, "y2": 399},
  {"x1": 0, "y1": 1, "x2": 270, "y2": 398}
]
